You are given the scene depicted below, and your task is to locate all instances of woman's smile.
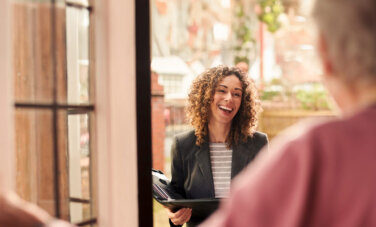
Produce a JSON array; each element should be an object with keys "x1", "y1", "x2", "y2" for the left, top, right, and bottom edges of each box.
[{"x1": 218, "y1": 105, "x2": 233, "y2": 113}]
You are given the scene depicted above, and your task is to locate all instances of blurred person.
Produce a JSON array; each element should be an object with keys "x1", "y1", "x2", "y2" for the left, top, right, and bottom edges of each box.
[
  {"x1": 200, "y1": 0, "x2": 376, "y2": 226},
  {"x1": 0, "y1": 191, "x2": 75, "y2": 227},
  {"x1": 235, "y1": 61, "x2": 249, "y2": 74},
  {"x1": 166, "y1": 65, "x2": 268, "y2": 227}
]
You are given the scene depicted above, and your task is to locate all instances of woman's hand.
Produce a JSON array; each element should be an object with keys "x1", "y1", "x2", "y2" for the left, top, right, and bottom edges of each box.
[{"x1": 166, "y1": 207, "x2": 192, "y2": 226}]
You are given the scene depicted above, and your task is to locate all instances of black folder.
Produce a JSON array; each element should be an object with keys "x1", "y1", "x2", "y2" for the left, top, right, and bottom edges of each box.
[{"x1": 152, "y1": 169, "x2": 221, "y2": 218}]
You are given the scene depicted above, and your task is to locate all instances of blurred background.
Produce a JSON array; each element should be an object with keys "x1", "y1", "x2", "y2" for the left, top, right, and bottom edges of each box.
[{"x1": 150, "y1": 0, "x2": 338, "y2": 226}]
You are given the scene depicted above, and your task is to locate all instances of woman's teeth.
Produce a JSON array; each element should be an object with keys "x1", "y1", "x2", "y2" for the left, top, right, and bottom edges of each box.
[{"x1": 219, "y1": 106, "x2": 232, "y2": 113}]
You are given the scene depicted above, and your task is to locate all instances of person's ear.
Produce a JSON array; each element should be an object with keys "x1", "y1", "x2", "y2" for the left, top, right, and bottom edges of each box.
[{"x1": 318, "y1": 33, "x2": 334, "y2": 77}]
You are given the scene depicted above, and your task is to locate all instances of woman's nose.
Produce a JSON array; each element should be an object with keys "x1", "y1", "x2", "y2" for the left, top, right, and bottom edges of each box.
[{"x1": 224, "y1": 92, "x2": 232, "y2": 101}]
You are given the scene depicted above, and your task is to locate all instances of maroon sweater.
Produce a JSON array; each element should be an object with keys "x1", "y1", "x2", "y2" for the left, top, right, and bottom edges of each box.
[{"x1": 201, "y1": 105, "x2": 376, "y2": 227}]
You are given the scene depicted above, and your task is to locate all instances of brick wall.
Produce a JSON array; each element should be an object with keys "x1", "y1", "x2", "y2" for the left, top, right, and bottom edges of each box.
[{"x1": 151, "y1": 72, "x2": 165, "y2": 171}]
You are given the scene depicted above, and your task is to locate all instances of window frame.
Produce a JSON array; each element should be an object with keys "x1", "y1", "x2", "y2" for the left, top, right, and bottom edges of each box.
[
  {"x1": 135, "y1": 0, "x2": 153, "y2": 226},
  {"x1": 11, "y1": 0, "x2": 96, "y2": 225},
  {"x1": 2, "y1": 0, "x2": 153, "y2": 226}
]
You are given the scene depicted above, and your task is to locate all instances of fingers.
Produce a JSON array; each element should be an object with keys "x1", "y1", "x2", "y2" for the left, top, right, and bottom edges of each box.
[
  {"x1": 167, "y1": 208, "x2": 192, "y2": 226},
  {"x1": 166, "y1": 208, "x2": 176, "y2": 219},
  {"x1": 179, "y1": 208, "x2": 192, "y2": 224}
]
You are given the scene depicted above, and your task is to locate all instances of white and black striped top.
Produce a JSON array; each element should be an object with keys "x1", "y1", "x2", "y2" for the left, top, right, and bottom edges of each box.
[{"x1": 209, "y1": 143, "x2": 232, "y2": 198}]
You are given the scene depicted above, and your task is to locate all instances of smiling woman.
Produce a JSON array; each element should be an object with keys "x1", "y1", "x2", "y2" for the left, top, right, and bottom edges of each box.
[
  {"x1": 209, "y1": 75, "x2": 243, "y2": 130},
  {"x1": 187, "y1": 65, "x2": 261, "y2": 148},
  {"x1": 165, "y1": 65, "x2": 268, "y2": 227}
]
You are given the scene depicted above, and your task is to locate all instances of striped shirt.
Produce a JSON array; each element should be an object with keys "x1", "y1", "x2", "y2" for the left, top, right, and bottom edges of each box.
[{"x1": 209, "y1": 143, "x2": 232, "y2": 198}]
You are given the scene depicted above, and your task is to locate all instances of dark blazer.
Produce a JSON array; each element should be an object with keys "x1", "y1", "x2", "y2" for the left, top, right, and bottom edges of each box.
[{"x1": 169, "y1": 129, "x2": 268, "y2": 227}]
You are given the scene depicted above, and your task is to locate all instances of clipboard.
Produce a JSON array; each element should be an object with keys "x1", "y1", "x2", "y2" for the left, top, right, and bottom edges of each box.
[
  {"x1": 156, "y1": 198, "x2": 220, "y2": 218},
  {"x1": 152, "y1": 169, "x2": 221, "y2": 218}
]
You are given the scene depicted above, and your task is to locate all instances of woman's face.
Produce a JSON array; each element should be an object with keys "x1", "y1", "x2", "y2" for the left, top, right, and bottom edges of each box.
[{"x1": 209, "y1": 75, "x2": 243, "y2": 126}]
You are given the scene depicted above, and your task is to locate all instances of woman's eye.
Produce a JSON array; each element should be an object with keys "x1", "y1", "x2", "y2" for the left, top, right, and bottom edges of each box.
[
  {"x1": 217, "y1": 89, "x2": 225, "y2": 93},
  {"x1": 233, "y1": 93, "x2": 241, "y2": 97}
]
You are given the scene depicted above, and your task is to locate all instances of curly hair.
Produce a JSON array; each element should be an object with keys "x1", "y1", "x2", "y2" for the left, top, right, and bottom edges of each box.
[{"x1": 186, "y1": 65, "x2": 260, "y2": 147}]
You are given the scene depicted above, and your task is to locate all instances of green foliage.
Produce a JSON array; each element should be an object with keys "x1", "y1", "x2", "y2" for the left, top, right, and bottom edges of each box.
[
  {"x1": 261, "y1": 81, "x2": 333, "y2": 111},
  {"x1": 232, "y1": 0, "x2": 284, "y2": 64},
  {"x1": 295, "y1": 84, "x2": 332, "y2": 110},
  {"x1": 232, "y1": 2, "x2": 256, "y2": 65},
  {"x1": 257, "y1": 0, "x2": 284, "y2": 33},
  {"x1": 261, "y1": 90, "x2": 280, "y2": 100}
]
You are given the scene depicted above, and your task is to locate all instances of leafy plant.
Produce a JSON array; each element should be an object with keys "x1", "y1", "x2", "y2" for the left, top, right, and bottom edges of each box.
[
  {"x1": 261, "y1": 90, "x2": 280, "y2": 100},
  {"x1": 233, "y1": 1, "x2": 255, "y2": 65},
  {"x1": 295, "y1": 83, "x2": 332, "y2": 110},
  {"x1": 232, "y1": 0, "x2": 284, "y2": 65},
  {"x1": 257, "y1": 0, "x2": 284, "y2": 33},
  {"x1": 261, "y1": 80, "x2": 333, "y2": 111}
]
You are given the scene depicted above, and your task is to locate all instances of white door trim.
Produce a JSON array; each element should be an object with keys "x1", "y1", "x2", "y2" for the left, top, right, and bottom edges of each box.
[{"x1": 94, "y1": 0, "x2": 139, "y2": 226}]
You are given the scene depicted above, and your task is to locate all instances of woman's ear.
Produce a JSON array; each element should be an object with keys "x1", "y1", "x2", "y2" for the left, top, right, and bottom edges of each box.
[{"x1": 318, "y1": 33, "x2": 334, "y2": 78}]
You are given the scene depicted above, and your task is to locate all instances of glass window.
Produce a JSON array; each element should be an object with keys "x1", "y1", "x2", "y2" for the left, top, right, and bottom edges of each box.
[
  {"x1": 66, "y1": 7, "x2": 90, "y2": 105},
  {"x1": 13, "y1": 0, "x2": 96, "y2": 225},
  {"x1": 67, "y1": 112, "x2": 95, "y2": 224},
  {"x1": 14, "y1": 109, "x2": 57, "y2": 213}
]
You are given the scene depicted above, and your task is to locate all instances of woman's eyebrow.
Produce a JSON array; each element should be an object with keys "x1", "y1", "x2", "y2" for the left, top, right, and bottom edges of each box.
[{"x1": 218, "y1": 85, "x2": 242, "y2": 91}]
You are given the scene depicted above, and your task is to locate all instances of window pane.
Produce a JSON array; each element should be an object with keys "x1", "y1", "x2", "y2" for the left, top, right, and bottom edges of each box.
[
  {"x1": 68, "y1": 113, "x2": 91, "y2": 199},
  {"x1": 65, "y1": 7, "x2": 90, "y2": 104},
  {"x1": 15, "y1": 109, "x2": 54, "y2": 210},
  {"x1": 69, "y1": 202, "x2": 93, "y2": 224},
  {"x1": 67, "y1": 112, "x2": 94, "y2": 223},
  {"x1": 14, "y1": 109, "x2": 70, "y2": 219},
  {"x1": 13, "y1": 1, "x2": 66, "y2": 104},
  {"x1": 13, "y1": 2, "x2": 53, "y2": 103}
]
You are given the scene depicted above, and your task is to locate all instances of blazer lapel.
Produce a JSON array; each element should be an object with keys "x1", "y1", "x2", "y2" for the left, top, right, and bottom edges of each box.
[
  {"x1": 231, "y1": 143, "x2": 250, "y2": 179},
  {"x1": 195, "y1": 141, "x2": 215, "y2": 197}
]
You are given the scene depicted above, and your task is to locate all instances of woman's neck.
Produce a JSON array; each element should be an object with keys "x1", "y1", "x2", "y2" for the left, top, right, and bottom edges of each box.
[{"x1": 208, "y1": 122, "x2": 231, "y2": 143}]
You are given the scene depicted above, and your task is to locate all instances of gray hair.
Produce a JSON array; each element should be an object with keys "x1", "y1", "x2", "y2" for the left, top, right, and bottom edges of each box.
[{"x1": 313, "y1": 0, "x2": 376, "y2": 85}]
